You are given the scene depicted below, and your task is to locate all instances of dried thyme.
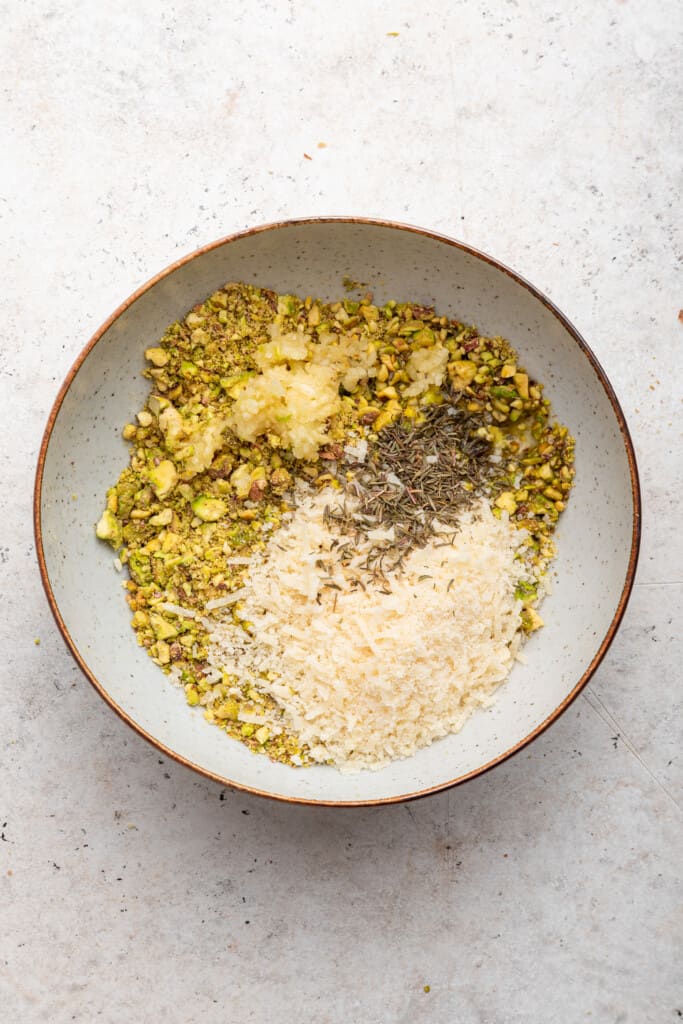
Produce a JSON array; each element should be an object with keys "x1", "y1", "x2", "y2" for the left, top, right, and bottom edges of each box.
[{"x1": 326, "y1": 395, "x2": 500, "y2": 577}]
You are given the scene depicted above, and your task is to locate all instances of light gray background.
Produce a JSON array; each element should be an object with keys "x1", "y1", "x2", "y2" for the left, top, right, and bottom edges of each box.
[{"x1": 2, "y1": 2, "x2": 681, "y2": 1022}]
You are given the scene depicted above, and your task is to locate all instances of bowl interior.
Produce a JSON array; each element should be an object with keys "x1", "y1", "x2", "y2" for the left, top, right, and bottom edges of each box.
[{"x1": 38, "y1": 221, "x2": 637, "y2": 803}]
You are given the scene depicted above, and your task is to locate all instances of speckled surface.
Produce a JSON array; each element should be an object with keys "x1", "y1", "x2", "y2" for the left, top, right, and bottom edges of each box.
[{"x1": 2, "y1": 1, "x2": 682, "y2": 1021}]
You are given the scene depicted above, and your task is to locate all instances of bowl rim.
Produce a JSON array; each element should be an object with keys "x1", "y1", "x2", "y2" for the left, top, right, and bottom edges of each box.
[{"x1": 34, "y1": 216, "x2": 642, "y2": 807}]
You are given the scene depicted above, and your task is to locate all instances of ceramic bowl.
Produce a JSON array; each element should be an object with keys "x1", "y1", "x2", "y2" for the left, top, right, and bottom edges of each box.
[{"x1": 35, "y1": 218, "x2": 640, "y2": 805}]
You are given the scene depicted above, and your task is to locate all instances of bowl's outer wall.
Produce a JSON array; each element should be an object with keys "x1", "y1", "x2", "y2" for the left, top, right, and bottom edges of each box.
[{"x1": 39, "y1": 222, "x2": 636, "y2": 802}]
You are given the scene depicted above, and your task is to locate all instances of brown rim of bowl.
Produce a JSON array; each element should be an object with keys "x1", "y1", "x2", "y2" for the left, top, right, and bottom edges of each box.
[{"x1": 34, "y1": 217, "x2": 642, "y2": 807}]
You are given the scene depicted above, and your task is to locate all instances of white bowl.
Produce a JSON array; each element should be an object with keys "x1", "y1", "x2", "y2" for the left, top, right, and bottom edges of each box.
[{"x1": 35, "y1": 219, "x2": 641, "y2": 805}]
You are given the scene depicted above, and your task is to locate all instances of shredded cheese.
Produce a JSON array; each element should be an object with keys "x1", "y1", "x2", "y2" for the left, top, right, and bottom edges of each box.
[{"x1": 207, "y1": 491, "x2": 528, "y2": 770}]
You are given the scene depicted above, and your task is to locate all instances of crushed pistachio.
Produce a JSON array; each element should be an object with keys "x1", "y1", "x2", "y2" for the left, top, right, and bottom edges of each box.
[{"x1": 96, "y1": 282, "x2": 575, "y2": 766}]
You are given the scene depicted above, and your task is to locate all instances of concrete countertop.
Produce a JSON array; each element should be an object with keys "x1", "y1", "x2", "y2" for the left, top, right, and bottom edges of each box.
[{"x1": 2, "y1": 2, "x2": 681, "y2": 1021}]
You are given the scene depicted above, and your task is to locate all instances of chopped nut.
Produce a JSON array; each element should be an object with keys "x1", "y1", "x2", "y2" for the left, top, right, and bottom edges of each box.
[
  {"x1": 149, "y1": 460, "x2": 178, "y2": 499},
  {"x1": 448, "y1": 360, "x2": 477, "y2": 388},
  {"x1": 249, "y1": 480, "x2": 267, "y2": 502},
  {"x1": 495, "y1": 491, "x2": 517, "y2": 514},
  {"x1": 95, "y1": 509, "x2": 121, "y2": 546},
  {"x1": 145, "y1": 347, "x2": 169, "y2": 367},
  {"x1": 270, "y1": 467, "x2": 292, "y2": 492},
  {"x1": 192, "y1": 496, "x2": 227, "y2": 522},
  {"x1": 149, "y1": 614, "x2": 178, "y2": 640},
  {"x1": 149, "y1": 508, "x2": 173, "y2": 526},
  {"x1": 230, "y1": 464, "x2": 252, "y2": 499}
]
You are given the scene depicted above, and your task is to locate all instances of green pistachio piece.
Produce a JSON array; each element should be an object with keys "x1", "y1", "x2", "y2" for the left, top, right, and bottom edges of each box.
[
  {"x1": 95, "y1": 509, "x2": 122, "y2": 547},
  {"x1": 521, "y1": 607, "x2": 544, "y2": 632},
  {"x1": 448, "y1": 360, "x2": 477, "y2": 387},
  {"x1": 230, "y1": 464, "x2": 252, "y2": 499},
  {"x1": 514, "y1": 581, "x2": 537, "y2": 604},
  {"x1": 148, "y1": 394, "x2": 169, "y2": 416},
  {"x1": 149, "y1": 613, "x2": 178, "y2": 640},
  {"x1": 495, "y1": 491, "x2": 518, "y2": 514},
  {"x1": 149, "y1": 460, "x2": 178, "y2": 499},
  {"x1": 191, "y1": 496, "x2": 227, "y2": 522},
  {"x1": 490, "y1": 385, "x2": 518, "y2": 401},
  {"x1": 412, "y1": 328, "x2": 435, "y2": 347},
  {"x1": 144, "y1": 347, "x2": 168, "y2": 367}
]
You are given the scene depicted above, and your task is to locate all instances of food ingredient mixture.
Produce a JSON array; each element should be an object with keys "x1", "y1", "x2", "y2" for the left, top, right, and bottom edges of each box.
[{"x1": 96, "y1": 283, "x2": 574, "y2": 769}]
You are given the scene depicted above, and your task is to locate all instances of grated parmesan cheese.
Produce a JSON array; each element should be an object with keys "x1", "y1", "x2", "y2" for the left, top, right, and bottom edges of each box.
[{"x1": 207, "y1": 491, "x2": 529, "y2": 770}]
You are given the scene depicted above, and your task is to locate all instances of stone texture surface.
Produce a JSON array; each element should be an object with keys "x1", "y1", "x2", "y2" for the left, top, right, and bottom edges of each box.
[{"x1": 1, "y1": 2, "x2": 681, "y2": 1022}]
